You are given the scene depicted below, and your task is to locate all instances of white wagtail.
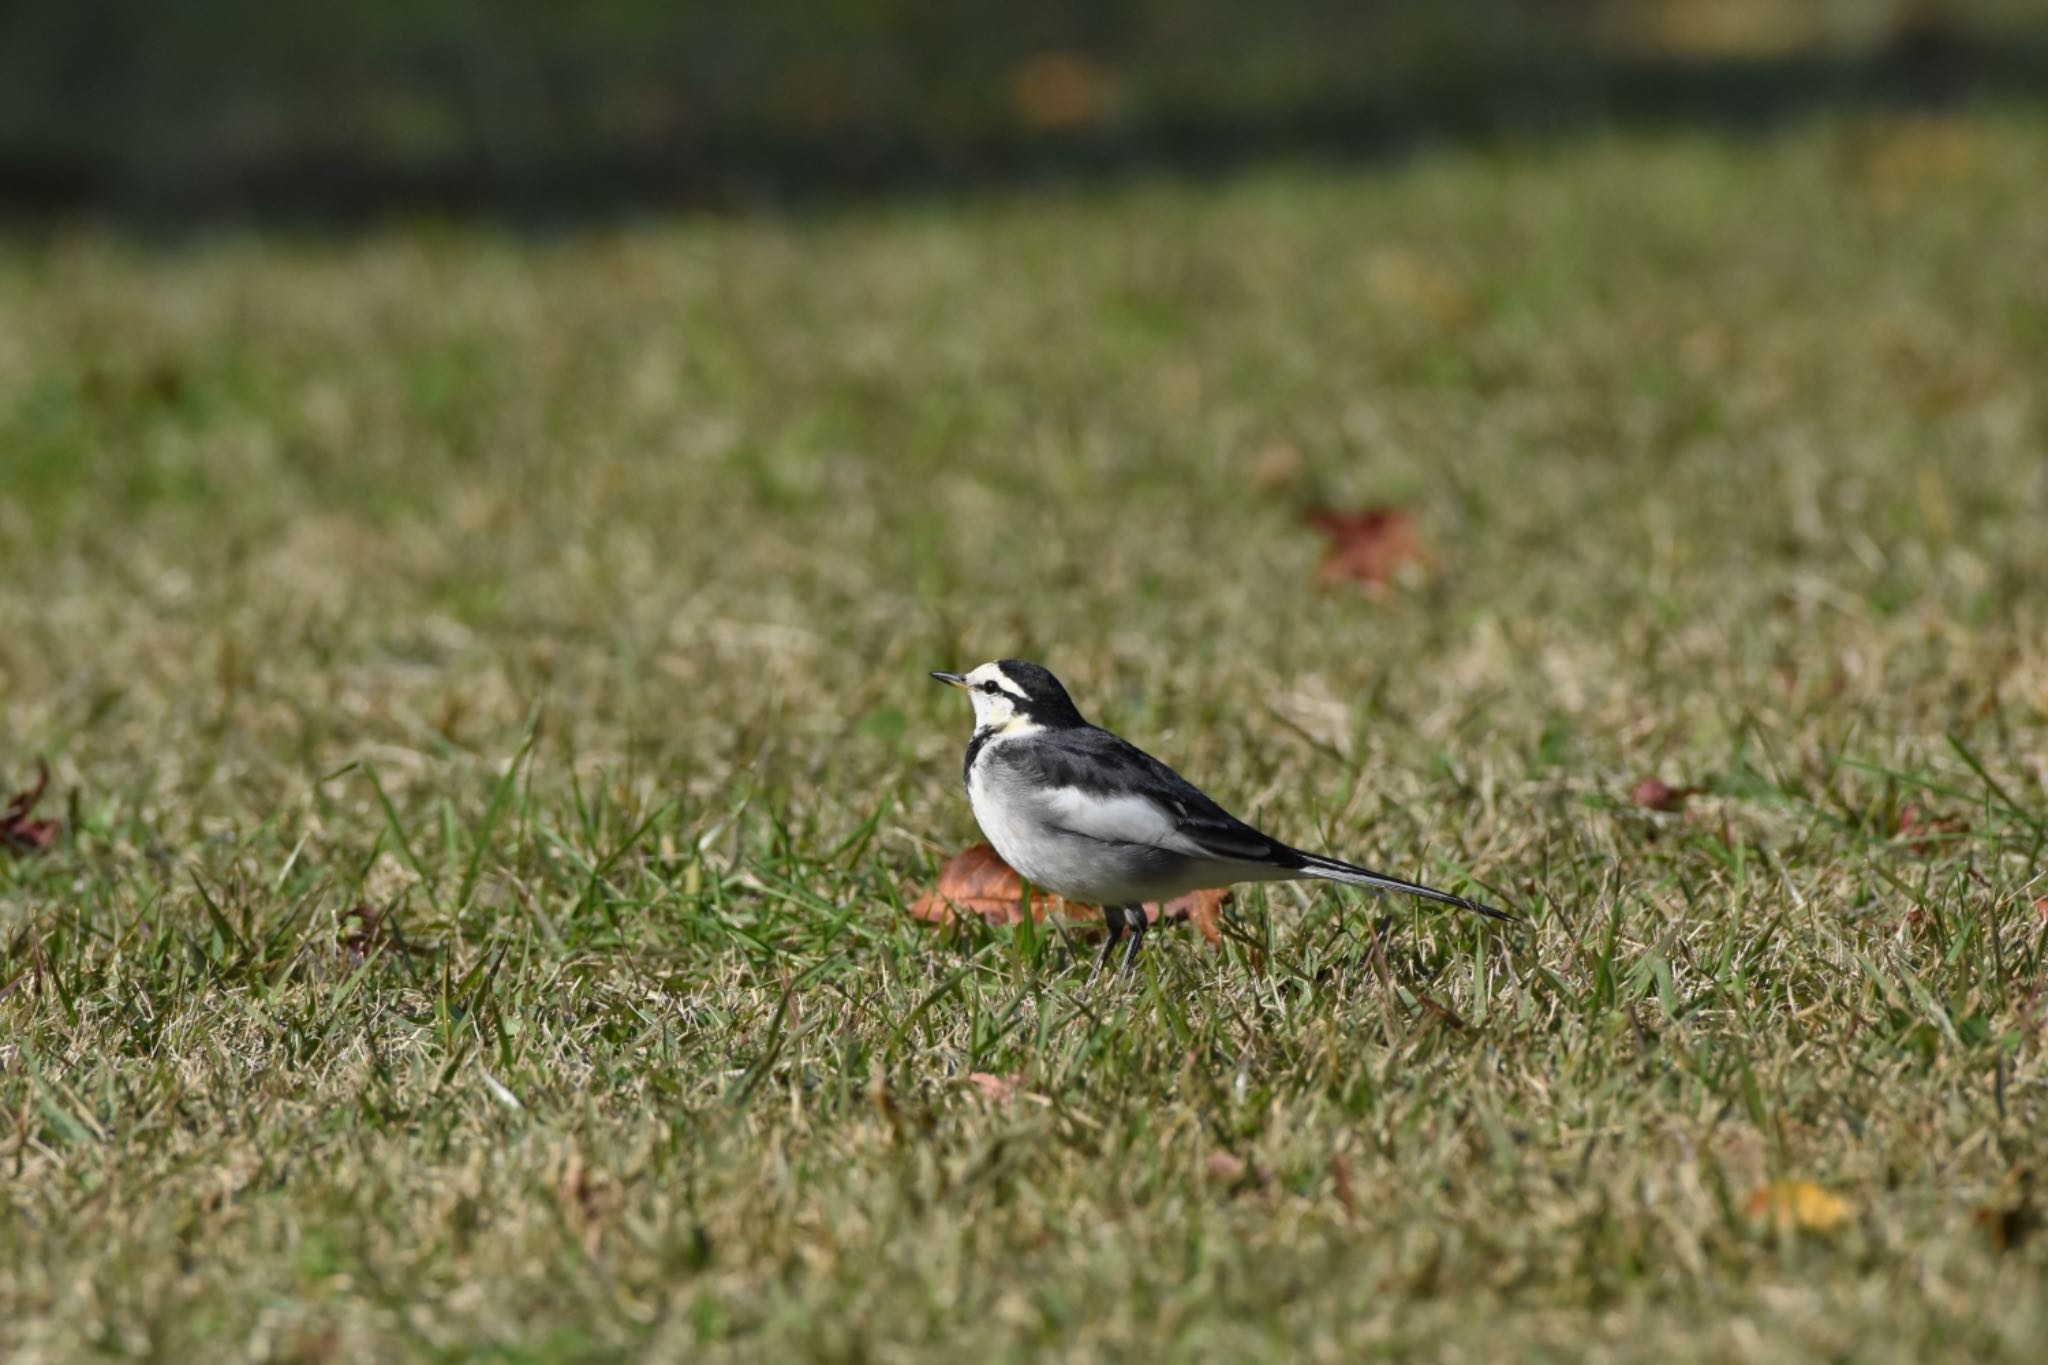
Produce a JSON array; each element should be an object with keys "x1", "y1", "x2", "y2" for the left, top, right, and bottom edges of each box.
[{"x1": 931, "y1": 659, "x2": 1515, "y2": 974}]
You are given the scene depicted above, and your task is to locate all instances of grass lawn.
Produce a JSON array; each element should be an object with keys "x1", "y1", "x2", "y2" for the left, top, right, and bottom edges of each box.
[{"x1": 3, "y1": 111, "x2": 2047, "y2": 1361}]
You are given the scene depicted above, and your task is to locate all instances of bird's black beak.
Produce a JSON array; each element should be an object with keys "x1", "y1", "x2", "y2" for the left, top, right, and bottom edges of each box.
[{"x1": 929, "y1": 671, "x2": 968, "y2": 689}]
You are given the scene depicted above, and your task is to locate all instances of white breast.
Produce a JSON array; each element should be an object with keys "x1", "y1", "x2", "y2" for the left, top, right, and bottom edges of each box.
[{"x1": 965, "y1": 747, "x2": 1052, "y2": 880}]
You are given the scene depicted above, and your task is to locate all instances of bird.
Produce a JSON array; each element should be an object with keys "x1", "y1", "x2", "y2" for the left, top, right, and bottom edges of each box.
[{"x1": 930, "y1": 659, "x2": 1516, "y2": 976}]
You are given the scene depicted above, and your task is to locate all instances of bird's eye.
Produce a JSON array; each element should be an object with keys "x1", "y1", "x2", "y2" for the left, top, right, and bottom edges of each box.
[{"x1": 980, "y1": 681, "x2": 1000, "y2": 694}]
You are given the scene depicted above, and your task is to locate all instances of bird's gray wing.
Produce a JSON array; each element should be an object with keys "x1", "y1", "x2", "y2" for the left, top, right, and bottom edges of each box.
[
  {"x1": 994, "y1": 726, "x2": 1516, "y2": 923},
  {"x1": 1001, "y1": 727, "x2": 1289, "y2": 864}
]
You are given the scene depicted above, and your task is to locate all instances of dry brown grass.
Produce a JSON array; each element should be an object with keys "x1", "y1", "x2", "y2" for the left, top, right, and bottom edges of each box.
[{"x1": 3, "y1": 114, "x2": 2047, "y2": 1360}]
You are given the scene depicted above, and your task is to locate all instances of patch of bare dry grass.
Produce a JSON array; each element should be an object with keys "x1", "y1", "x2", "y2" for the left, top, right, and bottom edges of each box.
[{"x1": 3, "y1": 114, "x2": 2047, "y2": 1360}]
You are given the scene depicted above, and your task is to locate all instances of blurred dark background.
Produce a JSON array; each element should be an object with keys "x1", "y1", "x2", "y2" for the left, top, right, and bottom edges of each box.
[{"x1": 2, "y1": 0, "x2": 2044, "y2": 224}]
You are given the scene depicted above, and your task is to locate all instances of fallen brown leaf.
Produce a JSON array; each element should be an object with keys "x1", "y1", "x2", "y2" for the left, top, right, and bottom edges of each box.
[
  {"x1": 1631, "y1": 777, "x2": 1698, "y2": 812},
  {"x1": 1330, "y1": 1150, "x2": 1360, "y2": 1220},
  {"x1": 965, "y1": 1072, "x2": 1024, "y2": 1107},
  {"x1": 1746, "y1": 1179, "x2": 1851, "y2": 1233},
  {"x1": 2, "y1": 761, "x2": 60, "y2": 854},
  {"x1": 338, "y1": 903, "x2": 405, "y2": 963},
  {"x1": 1305, "y1": 506, "x2": 1425, "y2": 594},
  {"x1": 909, "y1": 842, "x2": 1227, "y2": 944},
  {"x1": 1156, "y1": 887, "x2": 1229, "y2": 945},
  {"x1": 908, "y1": 843, "x2": 1041, "y2": 925},
  {"x1": 1897, "y1": 801, "x2": 1969, "y2": 855},
  {"x1": 553, "y1": 1145, "x2": 616, "y2": 1257}
]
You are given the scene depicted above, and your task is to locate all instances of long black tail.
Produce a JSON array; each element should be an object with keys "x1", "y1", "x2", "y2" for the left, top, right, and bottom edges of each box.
[{"x1": 1294, "y1": 851, "x2": 1519, "y2": 923}]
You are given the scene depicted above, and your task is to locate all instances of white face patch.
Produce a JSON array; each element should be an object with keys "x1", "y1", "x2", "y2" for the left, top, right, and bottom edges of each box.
[{"x1": 962, "y1": 661, "x2": 1038, "y2": 734}]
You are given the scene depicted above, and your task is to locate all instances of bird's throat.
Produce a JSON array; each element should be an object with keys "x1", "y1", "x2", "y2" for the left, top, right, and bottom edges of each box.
[{"x1": 963, "y1": 715, "x2": 1043, "y2": 787}]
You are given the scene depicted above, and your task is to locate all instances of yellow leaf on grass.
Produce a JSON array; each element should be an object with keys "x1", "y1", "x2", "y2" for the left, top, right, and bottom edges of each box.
[{"x1": 1746, "y1": 1180, "x2": 1851, "y2": 1232}]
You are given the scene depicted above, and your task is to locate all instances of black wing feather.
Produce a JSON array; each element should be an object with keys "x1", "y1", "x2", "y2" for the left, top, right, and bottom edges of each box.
[
  {"x1": 985, "y1": 725, "x2": 1513, "y2": 920},
  {"x1": 994, "y1": 726, "x2": 1296, "y2": 864}
]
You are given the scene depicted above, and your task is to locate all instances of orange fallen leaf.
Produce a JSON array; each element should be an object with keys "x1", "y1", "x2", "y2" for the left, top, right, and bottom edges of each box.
[
  {"x1": 1631, "y1": 777, "x2": 1698, "y2": 812},
  {"x1": 1305, "y1": 506, "x2": 1425, "y2": 594},
  {"x1": 1746, "y1": 1179, "x2": 1851, "y2": 1233},
  {"x1": 1155, "y1": 886, "x2": 1229, "y2": 944},
  {"x1": 2, "y1": 761, "x2": 60, "y2": 854},
  {"x1": 909, "y1": 843, "x2": 1035, "y2": 924},
  {"x1": 909, "y1": 842, "x2": 1228, "y2": 944}
]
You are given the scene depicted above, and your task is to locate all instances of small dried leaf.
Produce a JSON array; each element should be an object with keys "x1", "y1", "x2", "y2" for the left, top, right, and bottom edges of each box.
[
  {"x1": 909, "y1": 843, "x2": 1227, "y2": 943},
  {"x1": 1896, "y1": 801, "x2": 1968, "y2": 855},
  {"x1": 553, "y1": 1146, "x2": 616, "y2": 1257},
  {"x1": 1305, "y1": 506, "x2": 1425, "y2": 594},
  {"x1": 965, "y1": 1072, "x2": 1023, "y2": 1107},
  {"x1": 338, "y1": 903, "x2": 405, "y2": 963},
  {"x1": 1156, "y1": 886, "x2": 1229, "y2": 946},
  {"x1": 2, "y1": 761, "x2": 61, "y2": 854},
  {"x1": 1329, "y1": 1151, "x2": 1360, "y2": 1220},
  {"x1": 1631, "y1": 777, "x2": 1697, "y2": 812},
  {"x1": 1746, "y1": 1179, "x2": 1851, "y2": 1233}
]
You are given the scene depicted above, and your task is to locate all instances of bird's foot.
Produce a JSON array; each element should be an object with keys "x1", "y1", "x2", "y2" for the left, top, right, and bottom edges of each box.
[
  {"x1": 1087, "y1": 906, "x2": 1126, "y2": 986},
  {"x1": 1084, "y1": 905, "x2": 1147, "y2": 984},
  {"x1": 1118, "y1": 906, "x2": 1148, "y2": 976}
]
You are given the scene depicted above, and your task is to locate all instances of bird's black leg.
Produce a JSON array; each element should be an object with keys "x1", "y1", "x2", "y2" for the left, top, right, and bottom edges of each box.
[
  {"x1": 1091, "y1": 904, "x2": 1127, "y2": 983},
  {"x1": 1119, "y1": 905, "x2": 1148, "y2": 975}
]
